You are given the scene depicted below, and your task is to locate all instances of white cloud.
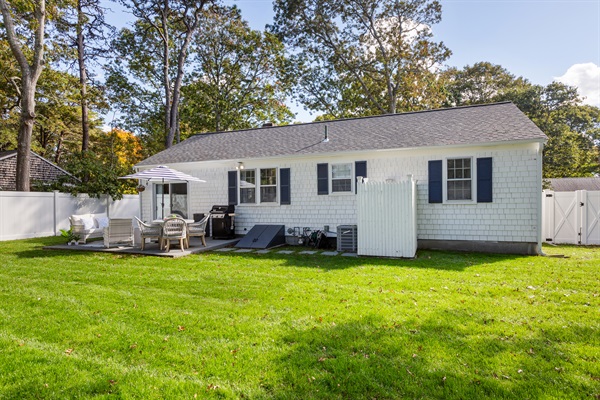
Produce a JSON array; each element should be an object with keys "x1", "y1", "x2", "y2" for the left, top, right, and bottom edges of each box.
[{"x1": 555, "y1": 63, "x2": 600, "y2": 107}]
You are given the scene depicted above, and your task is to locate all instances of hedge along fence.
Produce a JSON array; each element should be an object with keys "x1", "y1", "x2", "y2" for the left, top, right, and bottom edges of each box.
[{"x1": 0, "y1": 191, "x2": 140, "y2": 241}]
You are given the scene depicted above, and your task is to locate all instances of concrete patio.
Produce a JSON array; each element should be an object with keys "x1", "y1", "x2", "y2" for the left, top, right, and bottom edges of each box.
[{"x1": 44, "y1": 237, "x2": 240, "y2": 258}]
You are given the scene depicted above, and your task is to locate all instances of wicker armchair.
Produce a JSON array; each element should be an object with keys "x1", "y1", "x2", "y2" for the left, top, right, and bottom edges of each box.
[
  {"x1": 135, "y1": 217, "x2": 162, "y2": 251},
  {"x1": 186, "y1": 213, "x2": 210, "y2": 247},
  {"x1": 160, "y1": 217, "x2": 187, "y2": 252},
  {"x1": 103, "y1": 218, "x2": 133, "y2": 248}
]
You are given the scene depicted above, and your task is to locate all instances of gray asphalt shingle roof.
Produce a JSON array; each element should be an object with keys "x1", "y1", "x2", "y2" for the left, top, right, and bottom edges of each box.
[
  {"x1": 137, "y1": 102, "x2": 547, "y2": 167},
  {"x1": 549, "y1": 178, "x2": 600, "y2": 192}
]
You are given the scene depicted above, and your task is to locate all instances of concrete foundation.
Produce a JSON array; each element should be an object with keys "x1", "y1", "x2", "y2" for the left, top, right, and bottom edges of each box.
[{"x1": 418, "y1": 239, "x2": 540, "y2": 255}]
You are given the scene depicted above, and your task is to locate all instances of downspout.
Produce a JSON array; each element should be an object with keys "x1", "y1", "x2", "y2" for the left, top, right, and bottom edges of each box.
[
  {"x1": 536, "y1": 141, "x2": 546, "y2": 256},
  {"x1": 53, "y1": 190, "x2": 59, "y2": 236}
]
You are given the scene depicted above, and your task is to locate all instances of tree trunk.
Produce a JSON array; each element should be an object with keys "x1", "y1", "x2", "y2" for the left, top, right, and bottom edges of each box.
[
  {"x1": 162, "y1": 0, "x2": 172, "y2": 149},
  {"x1": 164, "y1": 1, "x2": 204, "y2": 148},
  {"x1": 16, "y1": 78, "x2": 36, "y2": 191},
  {"x1": 77, "y1": 0, "x2": 90, "y2": 153},
  {"x1": 0, "y1": 0, "x2": 46, "y2": 192},
  {"x1": 55, "y1": 134, "x2": 64, "y2": 164}
]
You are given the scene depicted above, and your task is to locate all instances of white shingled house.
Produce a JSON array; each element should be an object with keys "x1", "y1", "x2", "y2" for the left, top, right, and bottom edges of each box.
[{"x1": 134, "y1": 102, "x2": 547, "y2": 255}]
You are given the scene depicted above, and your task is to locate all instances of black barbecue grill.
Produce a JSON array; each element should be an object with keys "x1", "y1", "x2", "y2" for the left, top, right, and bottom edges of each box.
[{"x1": 210, "y1": 205, "x2": 235, "y2": 239}]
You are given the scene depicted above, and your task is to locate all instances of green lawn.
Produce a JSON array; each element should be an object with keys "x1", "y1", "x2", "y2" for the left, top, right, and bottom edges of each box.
[{"x1": 0, "y1": 237, "x2": 598, "y2": 399}]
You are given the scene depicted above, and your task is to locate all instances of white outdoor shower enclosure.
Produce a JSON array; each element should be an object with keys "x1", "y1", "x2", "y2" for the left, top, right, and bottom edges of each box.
[{"x1": 357, "y1": 177, "x2": 417, "y2": 258}]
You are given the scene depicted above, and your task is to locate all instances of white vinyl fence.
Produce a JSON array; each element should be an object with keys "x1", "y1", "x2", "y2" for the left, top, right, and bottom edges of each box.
[
  {"x1": 542, "y1": 190, "x2": 600, "y2": 245},
  {"x1": 357, "y1": 176, "x2": 417, "y2": 258},
  {"x1": 0, "y1": 191, "x2": 140, "y2": 241}
]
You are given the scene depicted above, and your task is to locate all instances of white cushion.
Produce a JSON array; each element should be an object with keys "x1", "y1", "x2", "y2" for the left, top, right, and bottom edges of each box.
[
  {"x1": 80, "y1": 216, "x2": 95, "y2": 230},
  {"x1": 70, "y1": 214, "x2": 87, "y2": 225},
  {"x1": 95, "y1": 216, "x2": 110, "y2": 229}
]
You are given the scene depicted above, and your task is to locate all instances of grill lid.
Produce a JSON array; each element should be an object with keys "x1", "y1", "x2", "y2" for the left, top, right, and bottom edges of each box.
[{"x1": 210, "y1": 204, "x2": 235, "y2": 214}]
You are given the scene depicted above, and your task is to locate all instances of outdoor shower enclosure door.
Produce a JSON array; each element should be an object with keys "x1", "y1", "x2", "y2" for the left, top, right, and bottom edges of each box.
[{"x1": 356, "y1": 176, "x2": 417, "y2": 258}]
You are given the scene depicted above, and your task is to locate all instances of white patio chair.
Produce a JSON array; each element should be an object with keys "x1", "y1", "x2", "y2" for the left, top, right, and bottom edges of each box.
[
  {"x1": 186, "y1": 213, "x2": 210, "y2": 247},
  {"x1": 103, "y1": 218, "x2": 133, "y2": 248},
  {"x1": 135, "y1": 217, "x2": 162, "y2": 251},
  {"x1": 160, "y1": 217, "x2": 187, "y2": 252}
]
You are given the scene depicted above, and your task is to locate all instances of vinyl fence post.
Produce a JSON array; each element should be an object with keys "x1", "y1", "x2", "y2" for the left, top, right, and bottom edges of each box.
[
  {"x1": 53, "y1": 190, "x2": 59, "y2": 236},
  {"x1": 106, "y1": 194, "x2": 110, "y2": 218}
]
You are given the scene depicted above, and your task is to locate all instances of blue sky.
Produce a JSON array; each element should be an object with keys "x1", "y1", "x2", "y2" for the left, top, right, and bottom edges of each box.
[
  {"x1": 221, "y1": 0, "x2": 600, "y2": 120},
  {"x1": 107, "y1": 0, "x2": 600, "y2": 122}
]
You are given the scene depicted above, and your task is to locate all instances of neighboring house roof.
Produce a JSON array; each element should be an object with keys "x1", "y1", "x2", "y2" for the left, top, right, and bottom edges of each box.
[
  {"x1": 137, "y1": 102, "x2": 548, "y2": 167},
  {"x1": 0, "y1": 150, "x2": 19, "y2": 161},
  {"x1": 0, "y1": 150, "x2": 74, "y2": 177},
  {"x1": 549, "y1": 177, "x2": 600, "y2": 192}
]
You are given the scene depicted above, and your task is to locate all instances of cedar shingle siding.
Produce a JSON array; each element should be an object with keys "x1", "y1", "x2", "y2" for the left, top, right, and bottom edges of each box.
[{"x1": 0, "y1": 151, "x2": 70, "y2": 191}]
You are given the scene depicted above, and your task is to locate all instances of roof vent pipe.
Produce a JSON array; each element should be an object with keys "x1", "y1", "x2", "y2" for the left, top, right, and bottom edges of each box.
[
  {"x1": 262, "y1": 122, "x2": 274, "y2": 128},
  {"x1": 323, "y1": 125, "x2": 329, "y2": 143}
]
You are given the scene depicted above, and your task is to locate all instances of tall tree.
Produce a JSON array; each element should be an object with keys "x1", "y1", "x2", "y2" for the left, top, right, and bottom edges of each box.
[
  {"x1": 444, "y1": 62, "x2": 600, "y2": 177},
  {"x1": 442, "y1": 62, "x2": 529, "y2": 106},
  {"x1": 0, "y1": 0, "x2": 46, "y2": 191},
  {"x1": 68, "y1": 0, "x2": 112, "y2": 153},
  {"x1": 508, "y1": 82, "x2": 600, "y2": 178},
  {"x1": 271, "y1": 0, "x2": 451, "y2": 118},
  {"x1": 181, "y1": 6, "x2": 292, "y2": 133},
  {"x1": 0, "y1": 37, "x2": 19, "y2": 150},
  {"x1": 105, "y1": 21, "x2": 177, "y2": 154},
  {"x1": 117, "y1": 0, "x2": 214, "y2": 149}
]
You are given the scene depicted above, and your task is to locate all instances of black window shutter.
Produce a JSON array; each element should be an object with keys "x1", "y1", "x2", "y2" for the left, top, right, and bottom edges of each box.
[
  {"x1": 428, "y1": 160, "x2": 443, "y2": 203},
  {"x1": 355, "y1": 161, "x2": 367, "y2": 193},
  {"x1": 280, "y1": 168, "x2": 291, "y2": 205},
  {"x1": 477, "y1": 157, "x2": 493, "y2": 203},
  {"x1": 317, "y1": 163, "x2": 328, "y2": 195},
  {"x1": 228, "y1": 170, "x2": 237, "y2": 205}
]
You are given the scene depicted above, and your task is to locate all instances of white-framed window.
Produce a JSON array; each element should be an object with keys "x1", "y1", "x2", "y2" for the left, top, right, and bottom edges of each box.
[
  {"x1": 239, "y1": 167, "x2": 278, "y2": 204},
  {"x1": 260, "y1": 168, "x2": 277, "y2": 203},
  {"x1": 446, "y1": 157, "x2": 473, "y2": 201},
  {"x1": 331, "y1": 163, "x2": 352, "y2": 193},
  {"x1": 240, "y1": 169, "x2": 256, "y2": 204}
]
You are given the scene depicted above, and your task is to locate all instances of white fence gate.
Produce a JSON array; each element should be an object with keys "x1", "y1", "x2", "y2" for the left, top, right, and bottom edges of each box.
[
  {"x1": 356, "y1": 176, "x2": 417, "y2": 258},
  {"x1": 0, "y1": 191, "x2": 140, "y2": 241},
  {"x1": 542, "y1": 190, "x2": 600, "y2": 245}
]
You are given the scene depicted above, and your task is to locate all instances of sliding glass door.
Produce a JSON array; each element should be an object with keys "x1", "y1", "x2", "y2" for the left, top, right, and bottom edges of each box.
[{"x1": 154, "y1": 183, "x2": 188, "y2": 219}]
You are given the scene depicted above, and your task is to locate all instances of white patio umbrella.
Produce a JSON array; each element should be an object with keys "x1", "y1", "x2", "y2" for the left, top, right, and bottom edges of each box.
[{"x1": 119, "y1": 165, "x2": 206, "y2": 219}]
